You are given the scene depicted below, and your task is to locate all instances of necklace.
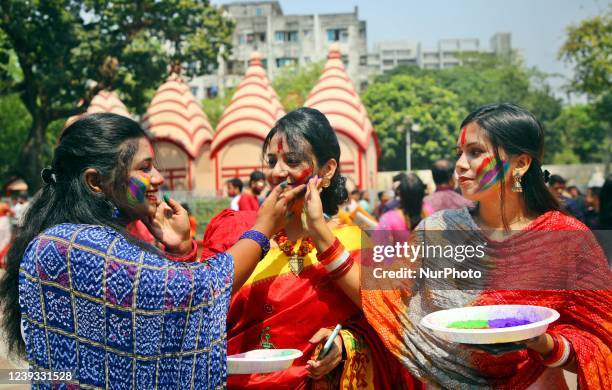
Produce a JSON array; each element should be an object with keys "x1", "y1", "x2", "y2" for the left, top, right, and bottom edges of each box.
[{"x1": 273, "y1": 230, "x2": 314, "y2": 275}]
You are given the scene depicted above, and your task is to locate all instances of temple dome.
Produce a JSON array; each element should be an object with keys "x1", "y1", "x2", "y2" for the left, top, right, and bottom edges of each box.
[{"x1": 141, "y1": 73, "x2": 213, "y2": 159}]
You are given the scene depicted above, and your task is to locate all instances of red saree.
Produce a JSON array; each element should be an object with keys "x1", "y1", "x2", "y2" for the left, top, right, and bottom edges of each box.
[
  {"x1": 202, "y1": 209, "x2": 420, "y2": 389},
  {"x1": 362, "y1": 209, "x2": 611, "y2": 389}
]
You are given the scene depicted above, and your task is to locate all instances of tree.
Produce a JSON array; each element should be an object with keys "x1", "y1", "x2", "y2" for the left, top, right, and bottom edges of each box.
[
  {"x1": 0, "y1": 0, "x2": 234, "y2": 194},
  {"x1": 202, "y1": 88, "x2": 235, "y2": 129},
  {"x1": 547, "y1": 104, "x2": 607, "y2": 164},
  {"x1": 559, "y1": 9, "x2": 612, "y2": 171},
  {"x1": 362, "y1": 74, "x2": 466, "y2": 170},
  {"x1": 273, "y1": 61, "x2": 324, "y2": 111}
]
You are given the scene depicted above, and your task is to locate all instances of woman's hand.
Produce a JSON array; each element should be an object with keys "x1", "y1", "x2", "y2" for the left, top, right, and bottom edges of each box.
[
  {"x1": 144, "y1": 196, "x2": 192, "y2": 254},
  {"x1": 252, "y1": 183, "x2": 306, "y2": 237},
  {"x1": 306, "y1": 328, "x2": 344, "y2": 380},
  {"x1": 303, "y1": 177, "x2": 336, "y2": 252}
]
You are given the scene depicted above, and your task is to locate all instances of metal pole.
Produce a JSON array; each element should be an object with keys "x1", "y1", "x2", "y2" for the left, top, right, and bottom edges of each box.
[{"x1": 406, "y1": 127, "x2": 411, "y2": 172}]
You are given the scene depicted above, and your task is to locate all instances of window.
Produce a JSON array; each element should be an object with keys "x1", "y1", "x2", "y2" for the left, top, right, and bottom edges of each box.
[
  {"x1": 382, "y1": 50, "x2": 395, "y2": 57},
  {"x1": 327, "y1": 28, "x2": 348, "y2": 42},
  {"x1": 246, "y1": 33, "x2": 254, "y2": 44},
  {"x1": 359, "y1": 28, "x2": 366, "y2": 39},
  {"x1": 206, "y1": 86, "x2": 218, "y2": 99},
  {"x1": 261, "y1": 58, "x2": 268, "y2": 69},
  {"x1": 382, "y1": 59, "x2": 394, "y2": 66},
  {"x1": 275, "y1": 30, "x2": 299, "y2": 42},
  {"x1": 255, "y1": 7, "x2": 262, "y2": 16},
  {"x1": 190, "y1": 86, "x2": 199, "y2": 97},
  {"x1": 341, "y1": 55, "x2": 349, "y2": 67},
  {"x1": 397, "y1": 50, "x2": 411, "y2": 56},
  {"x1": 303, "y1": 56, "x2": 311, "y2": 63},
  {"x1": 397, "y1": 59, "x2": 416, "y2": 65},
  {"x1": 276, "y1": 57, "x2": 297, "y2": 67},
  {"x1": 238, "y1": 35, "x2": 246, "y2": 45},
  {"x1": 303, "y1": 29, "x2": 311, "y2": 37},
  {"x1": 359, "y1": 55, "x2": 367, "y2": 65},
  {"x1": 257, "y1": 32, "x2": 266, "y2": 42}
]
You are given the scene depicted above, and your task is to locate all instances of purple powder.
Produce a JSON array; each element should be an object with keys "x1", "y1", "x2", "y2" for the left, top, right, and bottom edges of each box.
[{"x1": 487, "y1": 317, "x2": 532, "y2": 328}]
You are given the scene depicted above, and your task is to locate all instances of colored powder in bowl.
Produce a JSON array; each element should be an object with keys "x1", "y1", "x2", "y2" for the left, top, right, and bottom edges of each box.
[
  {"x1": 447, "y1": 317, "x2": 532, "y2": 329},
  {"x1": 487, "y1": 318, "x2": 532, "y2": 328},
  {"x1": 447, "y1": 320, "x2": 489, "y2": 329}
]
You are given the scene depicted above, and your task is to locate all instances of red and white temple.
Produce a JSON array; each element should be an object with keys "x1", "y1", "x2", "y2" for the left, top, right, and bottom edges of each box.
[
  {"x1": 65, "y1": 89, "x2": 131, "y2": 127},
  {"x1": 141, "y1": 74, "x2": 214, "y2": 192},
  {"x1": 211, "y1": 52, "x2": 285, "y2": 193},
  {"x1": 305, "y1": 44, "x2": 379, "y2": 190}
]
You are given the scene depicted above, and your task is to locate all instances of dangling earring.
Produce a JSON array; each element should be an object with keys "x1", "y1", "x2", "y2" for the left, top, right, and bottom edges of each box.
[
  {"x1": 112, "y1": 206, "x2": 121, "y2": 219},
  {"x1": 512, "y1": 169, "x2": 523, "y2": 193},
  {"x1": 321, "y1": 177, "x2": 331, "y2": 188}
]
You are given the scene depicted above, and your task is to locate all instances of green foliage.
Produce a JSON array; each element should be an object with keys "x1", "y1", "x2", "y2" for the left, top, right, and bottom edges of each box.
[
  {"x1": 0, "y1": 94, "x2": 29, "y2": 184},
  {"x1": 559, "y1": 8, "x2": 611, "y2": 97},
  {"x1": 366, "y1": 52, "x2": 566, "y2": 170},
  {"x1": 273, "y1": 61, "x2": 324, "y2": 111},
  {"x1": 202, "y1": 88, "x2": 235, "y2": 129},
  {"x1": 362, "y1": 75, "x2": 466, "y2": 170},
  {"x1": 547, "y1": 104, "x2": 608, "y2": 164},
  {"x1": 0, "y1": 0, "x2": 234, "y2": 193}
]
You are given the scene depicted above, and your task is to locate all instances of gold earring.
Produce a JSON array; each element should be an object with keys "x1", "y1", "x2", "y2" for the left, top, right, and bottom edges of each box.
[
  {"x1": 512, "y1": 169, "x2": 523, "y2": 193},
  {"x1": 321, "y1": 177, "x2": 331, "y2": 188}
]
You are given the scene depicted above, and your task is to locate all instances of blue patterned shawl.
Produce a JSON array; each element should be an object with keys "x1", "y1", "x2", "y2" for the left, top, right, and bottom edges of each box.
[{"x1": 18, "y1": 223, "x2": 233, "y2": 389}]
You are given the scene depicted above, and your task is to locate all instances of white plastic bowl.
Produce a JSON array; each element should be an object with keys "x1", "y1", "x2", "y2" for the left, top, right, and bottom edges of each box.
[
  {"x1": 227, "y1": 349, "x2": 303, "y2": 375},
  {"x1": 420, "y1": 305, "x2": 560, "y2": 344}
]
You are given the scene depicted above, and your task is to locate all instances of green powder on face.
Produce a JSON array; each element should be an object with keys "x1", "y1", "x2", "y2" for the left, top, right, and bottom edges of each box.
[{"x1": 447, "y1": 320, "x2": 489, "y2": 329}]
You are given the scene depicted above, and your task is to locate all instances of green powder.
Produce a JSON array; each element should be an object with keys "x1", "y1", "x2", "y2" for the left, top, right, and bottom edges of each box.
[{"x1": 447, "y1": 320, "x2": 489, "y2": 329}]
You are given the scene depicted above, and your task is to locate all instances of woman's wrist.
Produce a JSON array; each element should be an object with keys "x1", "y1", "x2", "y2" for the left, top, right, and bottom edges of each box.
[
  {"x1": 165, "y1": 238, "x2": 194, "y2": 256},
  {"x1": 310, "y1": 220, "x2": 335, "y2": 252},
  {"x1": 525, "y1": 333, "x2": 554, "y2": 355}
]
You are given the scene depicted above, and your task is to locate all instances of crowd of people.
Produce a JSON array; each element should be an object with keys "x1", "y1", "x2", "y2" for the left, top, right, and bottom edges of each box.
[{"x1": 0, "y1": 104, "x2": 609, "y2": 389}]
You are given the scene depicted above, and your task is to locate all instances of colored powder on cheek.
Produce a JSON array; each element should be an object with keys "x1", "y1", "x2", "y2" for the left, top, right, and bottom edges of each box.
[
  {"x1": 460, "y1": 127, "x2": 467, "y2": 147},
  {"x1": 477, "y1": 160, "x2": 509, "y2": 191},
  {"x1": 127, "y1": 175, "x2": 150, "y2": 205},
  {"x1": 475, "y1": 156, "x2": 494, "y2": 177},
  {"x1": 293, "y1": 167, "x2": 313, "y2": 185}
]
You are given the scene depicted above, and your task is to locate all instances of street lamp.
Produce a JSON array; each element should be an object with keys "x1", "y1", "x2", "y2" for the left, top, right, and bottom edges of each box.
[{"x1": 401, "y1": 116, "x2": 421, "y2": 172}]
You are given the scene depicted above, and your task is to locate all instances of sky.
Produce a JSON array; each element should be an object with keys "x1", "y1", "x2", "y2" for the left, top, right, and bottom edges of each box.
[{"x1": 214, "y1": 0, "x2": 608, "y2": 99}]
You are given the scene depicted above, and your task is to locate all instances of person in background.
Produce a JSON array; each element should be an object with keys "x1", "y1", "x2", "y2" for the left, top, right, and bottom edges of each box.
[
  {"x1": 584, "y1": 174, "x2": 604, "y2": 230},
  {"x1": 382, "y1": 172, "x2": 406, "y2": 214},
  {"x1": 10, "y1": 194, "x2": 29, "y2": 228},
  {"x1": 373, "y1": 190, "x2": 393, "y2": 220},
  {"x1": 548, "y1": 174, "x2": 586, "y2": 222},
  {"x1": 423, "y1": 159, "x2": 473, "y2": 213},
  {"x1": 0, "y1": 199, "x2": 11, "y2": 268},
  {"x1": 359, "y1": 190, "x2": 372, "y2": 213},
  {"x1": 238, "y1": 170, "x2": 266, "y2": 211},
  {"x1": 182, "y1": 203, "x2": 198, "y2": 239},
  {"x1": 377, "y1": 173, "x2": 427, "y2": 231},
  {"x1": 227, "y1": 177, "x2": 243, "y2": 211}
]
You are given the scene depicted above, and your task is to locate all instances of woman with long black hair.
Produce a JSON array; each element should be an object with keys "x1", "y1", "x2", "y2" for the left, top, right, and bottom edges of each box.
[
  {"x1": 302, "y1": 103, "x2": 611, "y2": 389},
  {"x1": 0, "y1": 113, "x2": 302, "y2": 388}
]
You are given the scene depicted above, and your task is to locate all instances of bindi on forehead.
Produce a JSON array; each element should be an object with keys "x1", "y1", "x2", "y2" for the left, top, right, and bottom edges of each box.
[
  {"x1": 460, "y1": 126, "x2": 467, "y2": 147},
  {"x1": 275, "y1": 137, "x2": 284, "y2": 154}
]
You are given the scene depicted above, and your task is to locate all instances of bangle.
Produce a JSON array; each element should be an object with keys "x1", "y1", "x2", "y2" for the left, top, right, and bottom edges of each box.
[
  {"x1": 318, "y1": 240, "x2": 346, "y2": 267},
  {"x1": 329, "y1": 255, "x2": 354, "y2": 280},
  {"x1": 317, "y1": 238, "x2": 341, "y2": 261},
  {"x1": 239, "y1": 230, "x2": 270, "y2": 258},
  {"x1": 542, "y1": 333, "x2": 572, "y2": 367},
  {"x1": 165, "y1": 239, "x2": 198, "y2": 262}
]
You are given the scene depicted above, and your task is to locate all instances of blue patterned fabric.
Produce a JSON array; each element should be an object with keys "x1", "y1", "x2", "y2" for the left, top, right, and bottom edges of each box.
[{"x1": 19, "y1": 223, "x2": 233, "y2": 389}]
